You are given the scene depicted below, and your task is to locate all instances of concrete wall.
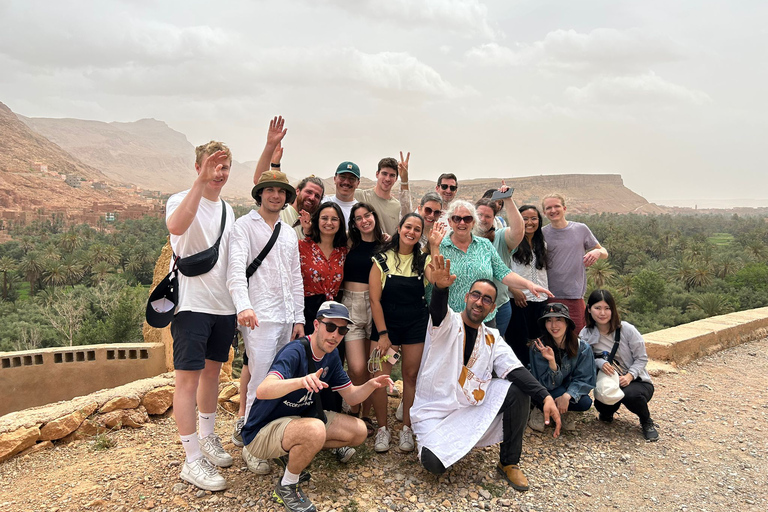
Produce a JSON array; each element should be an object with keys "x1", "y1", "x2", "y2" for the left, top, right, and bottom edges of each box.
[
  {"x1": 0, "y1": 343, "x2": 166, "y2": 416},
  {"x1": 644, "y1": 306, "x2": 768, "y2": 365}
]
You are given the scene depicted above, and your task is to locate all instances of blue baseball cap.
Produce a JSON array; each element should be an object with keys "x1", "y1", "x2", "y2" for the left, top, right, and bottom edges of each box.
[{"x1": 316, "y1": 300, "x2": 354, "y2": 323}]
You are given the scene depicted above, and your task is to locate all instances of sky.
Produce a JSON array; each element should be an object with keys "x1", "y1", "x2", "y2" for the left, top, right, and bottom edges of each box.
[{"x1": 1, "y1": 0, "x2": 766, "y2": 208}]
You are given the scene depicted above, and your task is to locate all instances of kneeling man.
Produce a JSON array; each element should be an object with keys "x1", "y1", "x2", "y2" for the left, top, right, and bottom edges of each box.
[
  {"x1": 411, "y1": 256, "x2": 561, "y2": 491},
  {"x1": 241, "y1": 301, "x2": 393, "y2": 512}
]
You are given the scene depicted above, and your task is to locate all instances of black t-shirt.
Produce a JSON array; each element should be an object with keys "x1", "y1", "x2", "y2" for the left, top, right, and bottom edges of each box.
[
  {"x1": 343, "y1": 240, "x2": 378, "y2": 284},
  {"x1": 241, "y1": 339, "x2": 352, "y2": 446}
]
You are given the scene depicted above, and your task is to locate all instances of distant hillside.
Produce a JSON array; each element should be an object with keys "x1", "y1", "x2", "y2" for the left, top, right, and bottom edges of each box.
[{"x1": 17, "y1": 116, "x2": 277, "y2": 199}]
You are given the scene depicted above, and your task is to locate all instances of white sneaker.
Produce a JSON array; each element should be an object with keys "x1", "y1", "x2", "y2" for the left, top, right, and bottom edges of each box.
[
  {"x1": 395, "y1": 400, "x2": 403, "y2": 422},
  {"x1": 333, "y1": 446, "x2": 356, "y2": 463},
  {"x1": 527, "y1": 407, "x2": 545, "y2": 432},
  {"x1": 399, "y1": 425, "x2": 414, "y2": 452},
  {"x1": 231, "y1": 416, "x2": 245, "y2": 447},
  {"x1": 180, "y1": 457, "x2": 227, "y2": 491},
  {"x1": 374, "y1": 427, "x2": 391, "y2": 453},
  {"x1": 199, "y1": 433, "x2": 233, "y2": 467},
  {"x1": 242, "y1": 447, "x2": 271, "y2": 475}
]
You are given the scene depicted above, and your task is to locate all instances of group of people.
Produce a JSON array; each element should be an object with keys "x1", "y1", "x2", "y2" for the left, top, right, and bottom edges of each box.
[{"x1": 164, "y1": 117, "x2": 659, "y2": 512}]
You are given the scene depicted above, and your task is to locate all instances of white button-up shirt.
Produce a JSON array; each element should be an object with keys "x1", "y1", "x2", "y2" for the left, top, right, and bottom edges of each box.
[{"x1": 227, "y1": 210, "x2": 304, "y2": 325}]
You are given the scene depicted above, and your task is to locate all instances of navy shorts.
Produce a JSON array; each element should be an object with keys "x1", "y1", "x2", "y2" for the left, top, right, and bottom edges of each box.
[{"x1": 171, "y1": 311, "x2": 237, "y2": 371}]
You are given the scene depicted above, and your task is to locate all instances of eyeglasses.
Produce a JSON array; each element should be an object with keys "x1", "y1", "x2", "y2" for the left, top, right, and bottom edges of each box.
[
  {"x1": 468, "y1": 290, "x2": 494, "y2": 306},
  {"x1": 422, "y1": 206, "x2": 442, "y2": 218},
  {"x1": 319, "y1": 216, "x2": 340, "y2": 223},
  {"x1": 353, "y1": 212, "x2": 374, "y2": 223},
  {"x1": 319, "y1": 319, "x2": 349, "y2": 336},
  {"x1": 439, "y1": 184, "x2": 458, "y2": 192},
  {"x1": 450, "y1": 215, "x2": 474, "y2": 224}
]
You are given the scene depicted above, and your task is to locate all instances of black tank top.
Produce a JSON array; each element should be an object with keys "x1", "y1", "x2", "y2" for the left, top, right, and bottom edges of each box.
[{"x1": 343, "y1": 240, "x2": 378, "y2": 284}]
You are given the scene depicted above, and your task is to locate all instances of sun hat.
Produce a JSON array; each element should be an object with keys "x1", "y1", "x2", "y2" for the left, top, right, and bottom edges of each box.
[
  {"x1": 251, "y1": 169, "x2": 297, "y2": 205},
  {"x1": 537, "y1": 302, "x2": 575, "y2": 331}
]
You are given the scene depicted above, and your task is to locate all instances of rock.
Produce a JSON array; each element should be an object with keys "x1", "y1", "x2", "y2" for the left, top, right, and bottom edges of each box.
[
  {"x1": 96, "y1": 406, "x2": 149, "y2": 429},
  {"x1": 172, "y1": 483, "x2": 187, "y2": 494},
  {"x1": 86, "y1": 499, "x2": 106, "y2": 508},
  {"x1": 61, "y1": 418, "x2": 108, "y2": 443},
  {"x1": 218, "y1": 383, "x2": 238, "y2": 402},
  {"x1": 219, "y1": 401, "x2": 239, "y2": 415},
  {"x1": 229, "y1": 394, "x2": 241, "y2": 407},
  {"x1": 141, "y1": 386, "x2": 175, "y2": 415},
  {"x1": 100, "y1": 395, "x2": 141, "y2": 413},
  {"x1": 39, "y1": 402, "x2": 98, "y2": 441},
  {"x1": 18, "y1": 440, "x2": 53, "y2": 457},
  {"x1": 0, "y1": 425, "x2": 41, "y2": 462},
  {"x1": 195, "y1": 490, "x2": 206, "y2": 498},
  {"x1": 172, "y1": 496, "x2": 188, "y2": 508}
]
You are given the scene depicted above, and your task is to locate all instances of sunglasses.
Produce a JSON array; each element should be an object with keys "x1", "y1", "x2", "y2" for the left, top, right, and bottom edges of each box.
[
  {"x1": 451, "y1": 215, "x2": 474, "y2": 224},
  {"x1": 439, "y1": 184, "x2": 458, "y2": 192},
  {"x1": 468, "y1": 290, "x2": 494, "y2": 306},
  {"x1": 544, "y1": 303, "x2": 569, "y2": 315},
  {"x1": 319, "y1": 319, "x2": 349, "y2": 336},
  {"x1": 422, "y1": 206, "x2": 443, "y2": 218}
]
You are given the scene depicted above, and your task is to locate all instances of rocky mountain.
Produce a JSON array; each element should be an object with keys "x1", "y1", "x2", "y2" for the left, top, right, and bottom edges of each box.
[{"x1": 18, "y1": 116, "x2": 277, "y2": 199}]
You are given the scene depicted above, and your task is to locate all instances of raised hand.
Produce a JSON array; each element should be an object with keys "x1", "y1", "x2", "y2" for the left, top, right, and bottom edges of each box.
[
  {"x1": 267, "y1": 116, "x2": 287, "y2": 147},
  {"x1": 428, "y1": 222, "x2": 446, "y2": 251},
  {"x1": 197, "y1": 150, "x2": 229, "y2": 184},
  {"x1": 398, "y1": 151, "x2": 410, "y2": 183},
  {"x1": 533, "y1": 338, "x2": 555, "y2": 363},
  {"x1": 427, "y1": 254, "x2": 456, "y2": 290},
  {"x1": 271, "y1": 142, "x2": 284, "y2": 164},
  {"x1": 299, "y1": 209, "x2": 312, "y2": 237},
  {"x1": 499, "y1": 179, "x2": 509, "y2": 193}
]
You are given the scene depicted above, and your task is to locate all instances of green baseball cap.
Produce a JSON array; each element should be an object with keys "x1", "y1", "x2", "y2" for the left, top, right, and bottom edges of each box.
[{"x1": 335, "y1": 161, "x2": 360, "y2": 178}]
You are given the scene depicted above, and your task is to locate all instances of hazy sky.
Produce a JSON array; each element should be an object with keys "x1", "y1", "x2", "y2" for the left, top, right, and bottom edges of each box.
[{"x1": 1, "y1": 0, "x2": 765, "y2": 207}]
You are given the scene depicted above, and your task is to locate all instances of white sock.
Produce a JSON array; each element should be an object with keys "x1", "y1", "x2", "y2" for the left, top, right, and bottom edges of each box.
[
  {"x1": 180, "y1": 433, "x2": 202, "y2": 463},
  {"x1": 281, "y1": 468, "x2": 301, "y2": 486},
  {"x1": 198, "y1": 411, "x2": 216, "y2": 438}
]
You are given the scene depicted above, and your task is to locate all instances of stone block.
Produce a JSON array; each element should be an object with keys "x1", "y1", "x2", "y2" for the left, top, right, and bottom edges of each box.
[
  {"x1": 142, "y1": 386, "x2": 175, "y2": 415},
  {"x1": 100, "y1": 395, "x2": 141, "y2": 413},
  {"x1": 18, "y1": 440, "x2": 53, "y2": 457},
  {"x1": 97, "y1": 406, "x2": 149, "y2": 429},
  {"x1": 218, "y1": 383, "x2": 238, "y2": 403},
  {"x1": 61, "y1": 418, "x2": 108, "y2": 443},
  {"x1": 0, "y1": 425, "x2": 41, "y2": 462},
  {"x1": 219, "y1": 401, "x2": 239, "y2": 415},
  {"x1": 39, "y1": 401, "x2": 99, "y2": 441}
]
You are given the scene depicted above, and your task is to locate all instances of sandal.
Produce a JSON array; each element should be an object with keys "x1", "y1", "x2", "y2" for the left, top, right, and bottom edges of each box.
[{"x1": 362, "y1": 417, "x2": 376, "y2": 438}]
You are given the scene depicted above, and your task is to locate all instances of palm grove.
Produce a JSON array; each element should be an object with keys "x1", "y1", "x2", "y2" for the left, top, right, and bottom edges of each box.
[{"x1": 1, "y1": 208, "x2": 766, "y2": 352}]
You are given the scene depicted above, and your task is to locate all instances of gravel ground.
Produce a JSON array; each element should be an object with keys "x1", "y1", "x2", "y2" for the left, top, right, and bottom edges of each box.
[{"x1": 1, "y1": 337, "x2": 767, "y2": 512}]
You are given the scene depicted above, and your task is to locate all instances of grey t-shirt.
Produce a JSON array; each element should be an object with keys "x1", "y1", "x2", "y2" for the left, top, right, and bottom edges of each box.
[{"x1": 542, "y1": 221, "x2": 599, "y2": 299}]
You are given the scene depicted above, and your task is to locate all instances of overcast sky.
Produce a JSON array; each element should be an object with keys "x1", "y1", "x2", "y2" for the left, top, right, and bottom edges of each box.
[{"x1": 1, "y1": 0, "x2": 765, "y2": 207}]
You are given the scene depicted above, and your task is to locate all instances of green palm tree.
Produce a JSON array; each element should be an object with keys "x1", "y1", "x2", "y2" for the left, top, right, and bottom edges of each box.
[
  {"x1": 615, "y1": 274, "x2": 634, "y2": 297},
  {"x1": 686, "y1": 264, "x2": 714, "y2": 290},
  {"x1": 91, "y1": 261, "x2": 113, "y2": 282},
  {"x1": 44, "y1": 261, "x2": 68, "y2": 289},
  {"x1": 586, "y1": 259, "x2": 617, "y2": 289},
  {"x1": 18, "y1": 252, "x2": 45, "y2": 295},
  {"x1": 688, "y1": 293, "x2": 734, "y2": 317}
]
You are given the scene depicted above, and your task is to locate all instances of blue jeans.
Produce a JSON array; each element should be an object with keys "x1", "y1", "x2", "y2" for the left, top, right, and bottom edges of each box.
[
  {"x1": 493, "y1": 301, "x2": 512, "y2": 338},
  {"x1": 544, "y1": 385, "x2": 593, "y2": 411}
]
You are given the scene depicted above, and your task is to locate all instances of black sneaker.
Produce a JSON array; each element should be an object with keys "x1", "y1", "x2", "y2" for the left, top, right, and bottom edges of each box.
[
  {"x1": 273, "y1": 481, "x2": 316, "y2": 512},
  {"x1": 642, "y1": 420, "x2": 659, "y2": 442},
  {"x1": 273, "y1": 455, "x2": 311, "y2": 483},
  {"x1": 598, "y1": 412, "x2": 614, "y2": 423}
]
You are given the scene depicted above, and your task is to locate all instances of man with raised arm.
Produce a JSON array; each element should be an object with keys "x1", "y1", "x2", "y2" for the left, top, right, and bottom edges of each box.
[
  {"x1": 411, "y1": 255, "x2": 561, "y2": 492},
  {"x1": 166, "y1": 142, "x2": 237, "y2": 491},
  {"x1": 241, "y1": 301, "x2": 393, "y2": 512},
  {"x1": 541, "y1": 193, "x2": 608, "y2": 333},
  {"x1": 354, "y1": 152, "x2": 412, "y2": 236},
  {"x1": 253, "y1": 116, "x2": 325, "y2": 238}
]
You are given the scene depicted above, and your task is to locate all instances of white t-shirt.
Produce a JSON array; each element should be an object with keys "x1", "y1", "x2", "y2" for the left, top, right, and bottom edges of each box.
[
  {"x1": 166, "y1": 190, "x2": 236, "y2": 315},
  {"x1": 324, "y1": 195, "x2": 358, "y2": 227}
]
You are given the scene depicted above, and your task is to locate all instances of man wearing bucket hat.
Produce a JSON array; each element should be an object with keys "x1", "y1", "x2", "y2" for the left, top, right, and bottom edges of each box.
[
  {"x1": 166, "y1": 141, "x2": 238, "y2": 492},
  {"x1": 241, "y1": 301, "x2": 394, "y2": 512},
  {"x1": 528, "y1": 302, "x2": 596, "y2": 432},
  {"x1": 227, "y1": 168, "x2": 306, "y2": 474}
]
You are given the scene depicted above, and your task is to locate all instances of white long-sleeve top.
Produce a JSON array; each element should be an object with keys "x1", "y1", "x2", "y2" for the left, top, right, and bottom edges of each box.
[{"x1": 227, "y1": 210, "x2": 304, "y2": 325}]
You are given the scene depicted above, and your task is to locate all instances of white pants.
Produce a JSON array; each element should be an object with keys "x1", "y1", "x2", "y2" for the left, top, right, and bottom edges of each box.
[{"x1": 243, "y1": 321, "x2": 294, "y2": 419}]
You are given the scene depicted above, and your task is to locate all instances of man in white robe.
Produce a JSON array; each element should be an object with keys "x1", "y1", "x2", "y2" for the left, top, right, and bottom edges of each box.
[{"x1": 411, "y1": 255, "x2": 561, "y2": 491}]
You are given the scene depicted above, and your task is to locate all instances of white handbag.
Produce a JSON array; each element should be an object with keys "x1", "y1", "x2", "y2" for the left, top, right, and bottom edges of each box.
[{"x1": 595, "y1": 370, "x2": 624, "y2": 405}]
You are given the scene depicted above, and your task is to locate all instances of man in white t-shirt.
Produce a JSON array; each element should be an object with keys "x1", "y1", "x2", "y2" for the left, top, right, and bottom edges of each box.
[
  {"x1": 166, "y1": 141, "x2": 238, "y2": 492},
  {"x1": 325, "y1": 162, "x2": 360, "y2": 226}
]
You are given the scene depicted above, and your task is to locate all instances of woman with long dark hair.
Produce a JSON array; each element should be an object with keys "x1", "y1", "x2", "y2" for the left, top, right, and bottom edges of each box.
[
  {"x1": 369, "y1": 213, "x2": 437, "y2": 454},
  {"x1": 582, "y1": 289, "x2": 659, "y2": 441},
  {"x1": 341, "y1": 203, "x2": 386, "y2": 434},
  {"x1": 506, "y1": 205, "x2": 549, "y2": 366},
  {"x1": 528, "y1": 302, "x2": 595, "y2": 432}
]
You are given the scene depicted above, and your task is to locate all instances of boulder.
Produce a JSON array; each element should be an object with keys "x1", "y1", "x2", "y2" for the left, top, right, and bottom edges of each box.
[
  {"x1": 97, "y1": 406, "x2": 149, "y2": 429},
  {"x1": 0, "y1": 425, "x2": 41, "y2": 462},
  {"x1": 18, "y1": 440, "x2": 53, "y2": 457},
  {"x1": 141, "y1": 386, "x2": 174, "y2": 415},
  {"x1": 100, "y1": 395, "x2": 141, "y2": 413},
  {"x1": 61, "y1": 418, "x2": 107, "y2": 443},
  {"x1": 218, "y1": 383, "x2": 238, "y2": 403},
  {"x1": 219, "y1": 401, "x2": 239, "y2": 415},
  {"x1": 39, "y1": 401, "x2": 98, "y2": 441}
]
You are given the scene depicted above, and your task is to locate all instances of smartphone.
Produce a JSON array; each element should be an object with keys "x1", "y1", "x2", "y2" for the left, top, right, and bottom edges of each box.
[{"x1": 386, "y1": 347, "x2": 401, "y2": 364}]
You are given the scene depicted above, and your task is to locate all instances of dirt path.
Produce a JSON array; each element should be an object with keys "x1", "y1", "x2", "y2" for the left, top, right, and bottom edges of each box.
[{"x1": 2, "y1": 338, "x2": 766, "y2": 512}]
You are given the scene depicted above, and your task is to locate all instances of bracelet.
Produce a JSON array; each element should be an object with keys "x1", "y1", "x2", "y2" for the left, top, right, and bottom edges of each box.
[
  {"x1": 378, "y1": 330, "x2": 389, "y2": 336},
  {"x1": 270, "y1": 163, "x2": 281, "y2": 168},
  {"x1": 400, "y1": 181, "x2": 408, "y2": 186}
]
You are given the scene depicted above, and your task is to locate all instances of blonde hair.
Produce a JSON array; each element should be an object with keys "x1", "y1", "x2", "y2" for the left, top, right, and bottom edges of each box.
[
  {"x1": 195, "y1": 141, "x2": 232, "y2": 166},
  {"x1": 541, "y1": 193, "x2": 566, "y2": 209}
]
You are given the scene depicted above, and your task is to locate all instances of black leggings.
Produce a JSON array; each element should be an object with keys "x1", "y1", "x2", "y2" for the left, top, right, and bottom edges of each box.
[{"x1": 594, "y1": 380, "x2": 654, "y2": 423}]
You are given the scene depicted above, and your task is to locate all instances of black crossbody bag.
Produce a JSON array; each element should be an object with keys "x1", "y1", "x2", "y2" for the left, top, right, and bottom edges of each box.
[
  {"x1": 245, "y1": 223, "x2": 281, "y2": 282},
  {"x1": 175, "y1": 199, "x2": 227, "y2": 277}
]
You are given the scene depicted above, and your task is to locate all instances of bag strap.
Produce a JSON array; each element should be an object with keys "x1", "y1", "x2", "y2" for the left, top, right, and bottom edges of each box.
[
  {"x1": 246, "y1": 223, "x2": 282, "y2": 279},
  {"x1": 299, "y1": 337, "x2": 325, "y2": 419},
  {"x1": 607, "y1": 326, "x2": 621, "y2": 364},
  {"x1": 374, "y1": 252, "x2": 390, "y2": 274},
  {"x1": 212, "y1": 199, "x2": 227, "y2": 250}
]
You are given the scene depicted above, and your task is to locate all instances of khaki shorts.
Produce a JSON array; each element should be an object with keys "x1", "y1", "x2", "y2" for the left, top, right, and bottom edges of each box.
[
  {"x1": 245, "y1": 411, "x2": 340, "y2": 460},
  {"x1": 341, "y1": 290, "x2": 372, "y2": 340}
]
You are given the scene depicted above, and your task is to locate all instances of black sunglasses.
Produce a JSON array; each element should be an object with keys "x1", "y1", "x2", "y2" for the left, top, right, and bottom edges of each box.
[
  {"x1": 422, "y1": 206, "x2": 443, "y2": 218},
  {"x1": 451, "y1": 215, "x2": 474, "y2": 224},
  {"x1": 468, "y1": 290, "x2": 494, "y2": 306},
  {"x1": 544, "y1": 303, "x2": 569, "y2": 315},
  {"x1": 439, "y1": 184, "x2": 458, "y2": 192},
  {"x1": 319, "y1": 319, "x2": 349, "y2": 336}
]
